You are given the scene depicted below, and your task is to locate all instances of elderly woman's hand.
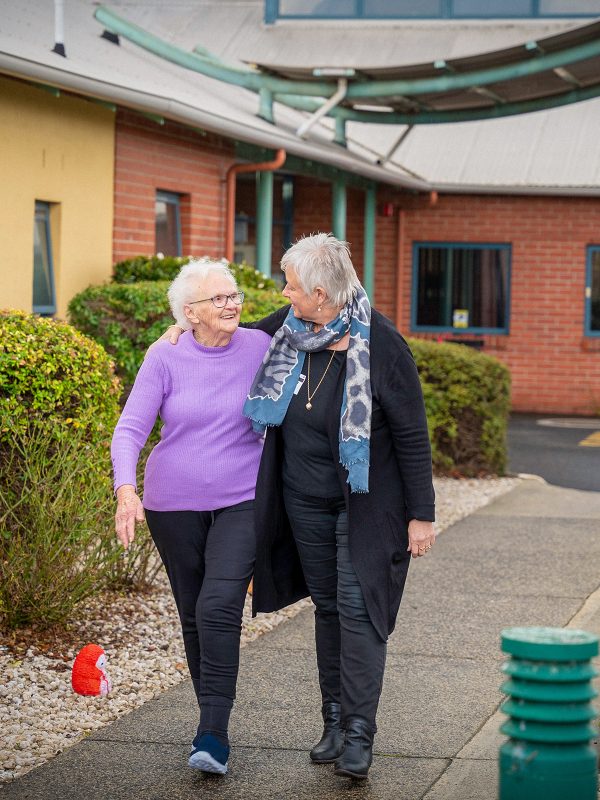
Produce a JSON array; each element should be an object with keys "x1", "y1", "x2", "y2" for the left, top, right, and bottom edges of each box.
[
  {"x1": 146, "y1": 326, "x2": 185, "y2": 353},
  {"x1": 163, "y1": 326, "x2": 184, "y2": 345},
  {"x1": 407, "y1": 519, "x2": 435, "y2": 558},
  {"x1": 115, "y1": 485, "x2": 145, "y2": 549}
]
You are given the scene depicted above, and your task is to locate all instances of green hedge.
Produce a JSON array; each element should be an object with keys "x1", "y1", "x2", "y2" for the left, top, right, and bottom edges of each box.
[
  {"x1": 0, "y1": 312, "x2": 124, "y2": 628},
  {"x1": 113, "y1": 254, "x2": 277, "y2": 290},
  {"x1": 0, "y1": 310, "x2": 120, "y2": 447},
  {"x1": 409, "y1": 338, "x2": 510, "y2": 476},
  {"x1": 68, "y1": 281, "x2": 286, "y2": 391}
]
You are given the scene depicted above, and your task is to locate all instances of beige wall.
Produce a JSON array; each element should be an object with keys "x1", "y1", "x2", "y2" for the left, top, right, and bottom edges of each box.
[{"x1": 0, "y1": 76, "x2": 114, "y2": 318}]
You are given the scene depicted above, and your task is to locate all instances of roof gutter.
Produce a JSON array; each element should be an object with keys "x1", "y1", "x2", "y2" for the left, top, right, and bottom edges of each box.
[
  {"x1": 433, "y1": 183, "x2": 600, "y2": 197},
  {"x1": 0, "y1": 52, "x2": 429, "y2": 192}
]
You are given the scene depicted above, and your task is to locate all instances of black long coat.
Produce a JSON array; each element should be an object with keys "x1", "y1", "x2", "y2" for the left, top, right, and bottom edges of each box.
[{"x1": 249, "y1": 305, "x2": 435, "y2": 641}]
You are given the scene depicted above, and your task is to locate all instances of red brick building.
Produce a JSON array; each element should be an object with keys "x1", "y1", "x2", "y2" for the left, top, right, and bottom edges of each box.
[{"x1": 4, "y1": 1, "x2": 600, "y2": 415}]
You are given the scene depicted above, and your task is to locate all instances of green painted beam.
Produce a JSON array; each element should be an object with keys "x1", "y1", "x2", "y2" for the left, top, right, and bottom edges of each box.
[
  {"x1": 332, "y1": 179, "x2": 346, "y2": 240},
  {"x1": 333, "y1": 116, "x2": 347, "y2": 147},
  {"x1": 277, "y1": 82, "x2": 600, "y2": 125},
  {"x1": 345, "y1": 36, "x2": 600, "y2": 99},
  {"x1": 193, "y1": 45, "x2": 256, "y2": 74},
  {"x1": 256, "y1": 171, "x2": 274, "y2": 277},
  {"x1": 258, "y1": 87, "x2": 274, "y2": 123},
  {"x1": 94, "y1": 5, "x2": 336, "y2": 98},
  {"x1": 363, "y1": 186, "x2": 376, "y2": 301}
]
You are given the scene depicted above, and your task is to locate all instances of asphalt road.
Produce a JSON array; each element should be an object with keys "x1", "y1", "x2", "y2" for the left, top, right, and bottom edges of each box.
[{"x1": 508, "y1": 414, "x2": 600, "y2": 492}]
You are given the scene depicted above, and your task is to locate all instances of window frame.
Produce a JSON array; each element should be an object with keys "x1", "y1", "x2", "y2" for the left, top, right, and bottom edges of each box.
[
  {"x1": 585, "y1": 245, "x2": 600, "y2": 337},
  {"x1": 155, "y1": 190, "x2": 183, "y2": 257},
  {"x1": 411, "y1": 241, "x2": 512, "y2": 335},
  {"x1": 265, "y1": 0, "x2": 600, "y2": 21},
  {"x1": 32, "y1": 201, "x2": 57, "y2": 316}
]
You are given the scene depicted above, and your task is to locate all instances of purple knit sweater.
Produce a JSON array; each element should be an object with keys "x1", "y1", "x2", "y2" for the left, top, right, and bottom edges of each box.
[{"x1": 111, "y1": 328, "x2": 271, "y2": 511}]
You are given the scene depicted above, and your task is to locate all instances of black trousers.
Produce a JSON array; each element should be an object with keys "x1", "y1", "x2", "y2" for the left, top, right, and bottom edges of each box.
[
  {"x1": 145, "y1": 501, "x2": 254, "y2": 739},
  {"x1": 283, "y1": 486, "x2": 386, "y2": 730}
]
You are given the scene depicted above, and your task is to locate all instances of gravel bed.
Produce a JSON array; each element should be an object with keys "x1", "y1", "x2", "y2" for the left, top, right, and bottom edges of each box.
[{"x1": 0, "y1": 476, "x2": 519, "y2": 783}]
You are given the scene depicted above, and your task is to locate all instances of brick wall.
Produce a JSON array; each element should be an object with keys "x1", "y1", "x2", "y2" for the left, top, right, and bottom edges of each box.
[
  {"x1": 372, "y1": 192, "x2": 600, "y2": 415},
  {"x1": 113, "y1": 119, "x2": 600, "y2": 414},
  {"x1": 113, "y1": 110, "x2": 235, "y2": 263}
]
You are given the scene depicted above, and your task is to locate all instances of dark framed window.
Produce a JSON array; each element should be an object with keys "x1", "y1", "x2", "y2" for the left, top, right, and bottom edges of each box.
[
  {"x1": 266, "y1": 0, "x2": 600, "y2": 20},
  {"x1": 412, "y1": 243, "x2": 510, "y2": 334},
  {"x1": 32, "y1": 201, "x2": 56, "y2": 315},
  {"x1": 586, "y1": 246, "x2": 600, "y2": 336},
  {"x1": 155, "y1": 191, "x2": 182, "y2": 256}
]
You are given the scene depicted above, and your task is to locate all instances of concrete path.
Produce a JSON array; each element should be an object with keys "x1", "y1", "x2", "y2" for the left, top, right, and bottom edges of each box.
[{"x1": 4, "y1": 479, "x2": 600, "y2": 800}]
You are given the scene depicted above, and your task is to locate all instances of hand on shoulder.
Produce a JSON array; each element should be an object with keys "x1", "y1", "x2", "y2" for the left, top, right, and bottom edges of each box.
[{"x1": 146, "y1": 325, "x2": 185, "y2": 357}]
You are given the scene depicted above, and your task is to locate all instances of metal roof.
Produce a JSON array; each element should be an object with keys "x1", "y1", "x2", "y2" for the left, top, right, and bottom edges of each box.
[
  {"x1": 0, "y1": 0, "x2": 427, "y2": 191},
  {"x1": 252, "y1": 19, "x2": 600, "y2": 124},
  {"x1": 3, "y1": 1, "x2": 600, "y2": 193}
]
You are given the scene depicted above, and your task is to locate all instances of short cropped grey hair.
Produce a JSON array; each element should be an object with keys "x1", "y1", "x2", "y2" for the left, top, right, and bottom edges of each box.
[
  {"x1": 281, "y1": 233, "x2": 360, "y2": 308},
  {"x1": 167, "y1": 258, "x2": 237, "y2": 329}
]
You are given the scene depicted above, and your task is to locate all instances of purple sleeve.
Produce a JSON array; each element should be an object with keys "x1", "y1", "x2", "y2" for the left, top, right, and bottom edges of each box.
[{"x1": 111, "y1": 351, "x2": 167, "y2": 493}]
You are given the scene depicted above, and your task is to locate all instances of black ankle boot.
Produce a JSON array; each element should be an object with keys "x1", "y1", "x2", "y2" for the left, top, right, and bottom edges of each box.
[
  {"x1": 333, "y1": 717, "x2": 374, "y2": 780},
  {"x1": 309, "y1": 702, "x2": 345, "y2": 763}
]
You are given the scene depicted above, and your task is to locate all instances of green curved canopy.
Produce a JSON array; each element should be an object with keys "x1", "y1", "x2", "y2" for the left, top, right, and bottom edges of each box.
[{"x1": 95, "y1": 6, "x2": 600, "y2": 130}]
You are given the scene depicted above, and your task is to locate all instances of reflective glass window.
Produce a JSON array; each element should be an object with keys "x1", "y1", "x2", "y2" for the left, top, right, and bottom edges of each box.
[
  {"x1": 414, "y1": 244, "x2": 510, "y2": 332},
  {"x1": 32, "y1": 201, "x2": 56, "y2": 315}
]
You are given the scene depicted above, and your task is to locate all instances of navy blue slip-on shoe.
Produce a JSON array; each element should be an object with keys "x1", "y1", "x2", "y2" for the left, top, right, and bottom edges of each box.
[{"x1": 188, "y1": 733, "x2": 230, "y2": 775}]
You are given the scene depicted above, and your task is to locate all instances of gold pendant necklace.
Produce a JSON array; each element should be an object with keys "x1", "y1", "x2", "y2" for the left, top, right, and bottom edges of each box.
[{"x1": 305, "y1": 350, "x2": 336, "y2": 410}]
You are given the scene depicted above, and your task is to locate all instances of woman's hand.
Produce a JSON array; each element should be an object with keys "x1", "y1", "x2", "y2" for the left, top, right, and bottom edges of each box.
[
  {"x1": 115, "y1": 485, "x2": 145, "y2": 549},
  {"x1": 147, "y1": 325, "x2": 185, "y2": 352},
  {"x1": 407, "y1": 519, "x2": 435, "y2": 558}
]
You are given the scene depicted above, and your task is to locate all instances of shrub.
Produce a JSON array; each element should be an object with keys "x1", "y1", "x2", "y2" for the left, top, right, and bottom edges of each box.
[
  {"x1": 68, "y1": 281, "x2": 286, "y2": 390},
  {"x1": 113, "y1": 254, "x2": 277, "y2": 290},
  {"x1": 0, "y1": 312, "x2": 123, "y2": 628},
  {"x1": 0, "y1": 310, "x2": 120, "y2": 450},
  {"x1": 409, "y1": 338, "x2": 511, "y2": 476},
  {"x1": 0, "y1": 422, "x2": 119, "y2": 628}
]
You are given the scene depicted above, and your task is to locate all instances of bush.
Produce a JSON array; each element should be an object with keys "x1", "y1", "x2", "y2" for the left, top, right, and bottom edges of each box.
[
  {"x1": 0, "y1": 312, "x2": 124, "y2": 628},
  {"x1": 68, "y1": 281, "x2": 286, "y2": 390},
  {"x1": 0, "y1": 310, "x2": 120, "y2": 449},
  {"x1": 409, "y1": 338, "x2": 510, "y2": 476},
  {"x1": 113, "y1": 254, "x2": 277, "y2": 290},
  {"x1": 0, "y1": 422, "x2": 119, "y2": 628}
]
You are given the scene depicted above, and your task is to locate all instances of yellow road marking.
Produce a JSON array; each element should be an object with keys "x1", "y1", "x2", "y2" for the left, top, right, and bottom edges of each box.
[{"x1": 579, "y1": 431, "x2": 600, "y2": 447}]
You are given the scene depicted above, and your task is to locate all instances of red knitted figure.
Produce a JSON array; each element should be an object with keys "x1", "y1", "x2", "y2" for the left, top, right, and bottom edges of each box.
[{"x1": 71, "y1": 644, "x2": 112, "y2": 696}]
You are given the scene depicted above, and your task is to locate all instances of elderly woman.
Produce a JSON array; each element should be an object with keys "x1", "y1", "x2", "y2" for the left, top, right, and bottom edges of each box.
[
  {"x1": 111, "y1": 258, "x2": 274, "y2": 776},
  {"x1": 166, "y1": 234, "x2": 435, "y2": 781}
]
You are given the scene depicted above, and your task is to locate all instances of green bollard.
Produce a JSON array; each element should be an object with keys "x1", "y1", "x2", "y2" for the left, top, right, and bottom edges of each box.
[{"x1": 499, "y1": 627, "x2": 599, "y2": 800}]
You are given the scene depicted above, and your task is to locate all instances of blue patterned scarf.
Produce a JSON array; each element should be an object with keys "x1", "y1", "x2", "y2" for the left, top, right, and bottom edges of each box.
[{"x1": 243, "y1": 287, "x2": 371, "y2": 493}]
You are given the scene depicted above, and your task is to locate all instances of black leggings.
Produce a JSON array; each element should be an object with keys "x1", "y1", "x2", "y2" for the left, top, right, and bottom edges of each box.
[
  {"x1": 145, "y1": 501, "x2": 254, "y2": 739},
  {"x1": 283, "y1": 486, "x2": 386, "y2": 730}
]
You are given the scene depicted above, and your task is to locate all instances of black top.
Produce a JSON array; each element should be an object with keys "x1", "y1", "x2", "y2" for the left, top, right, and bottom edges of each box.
[
  {"x1": 248, "y1": 305, "x2": 435, "y2": 640},
  {"x1": 281, "y1": 349, "x2": 346, "y2": 498}
]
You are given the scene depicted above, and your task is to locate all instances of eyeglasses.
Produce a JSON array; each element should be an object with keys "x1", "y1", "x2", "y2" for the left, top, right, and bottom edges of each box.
[{"x1": 188, "y1": 291, "x2": 245, "y2": 308}]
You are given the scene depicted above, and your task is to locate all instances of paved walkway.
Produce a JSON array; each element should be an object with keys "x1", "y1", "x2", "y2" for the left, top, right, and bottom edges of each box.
[{"x1": 4, "y1": 479, "x2": 600, "y2": 800}]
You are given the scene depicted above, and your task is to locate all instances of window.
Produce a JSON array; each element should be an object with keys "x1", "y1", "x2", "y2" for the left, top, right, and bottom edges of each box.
[
  {"x1": 32, "y1": 201, "x2": 56, "y2": 315},
  {"x1": 266, "y1": 0, "x2": 600, "y2": 20},
  {"x1": 586, "y1": 247, "x2": 600, "y2": 336},
  {"x1": 412, "y1": 243, "x2": 510, "y2": 333},
  {"x1": 155, "y1": 191, "x2": 182, "y2": 256}
]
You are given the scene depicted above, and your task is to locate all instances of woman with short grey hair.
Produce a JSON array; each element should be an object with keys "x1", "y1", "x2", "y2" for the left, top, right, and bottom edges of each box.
[
  {"x1": 244, "y1": 232, "x2": 435, "y2": 781},
  {"x1": 111, "y1": 257, "x2": 273, "y2": 776}
]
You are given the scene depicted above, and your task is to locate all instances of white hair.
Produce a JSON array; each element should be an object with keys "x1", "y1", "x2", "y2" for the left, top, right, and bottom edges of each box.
[
  {"x1": 167, "y1": 258, "x2": 237, "y2": 328},
  {"x1": 281, "y1": 233, "x2": 360, "y2": 308}
]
